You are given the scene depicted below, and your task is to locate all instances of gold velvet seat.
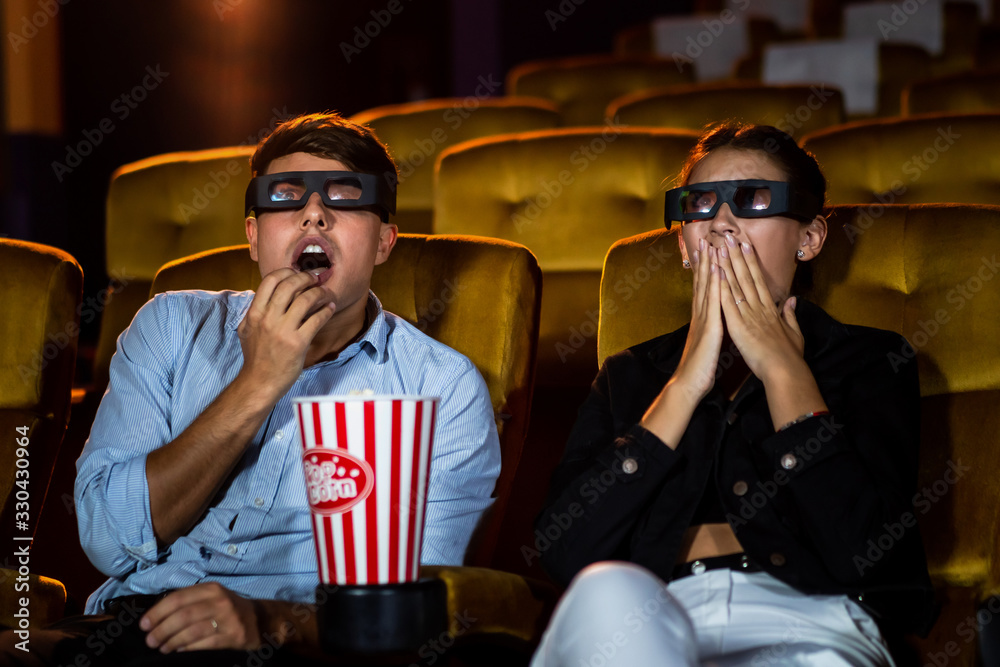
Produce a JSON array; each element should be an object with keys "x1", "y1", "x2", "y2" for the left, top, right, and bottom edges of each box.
[
  {"x1": 800, "y1": 112, "x2": 1000, "y2": 207},
  {"x1": 608, "y1": 82, "x2": 845, "y2": 139},
  {"x1": 0, "y1": 239, "x2": 83, "y2": 628},
  {"x1": 149, "y1": 235, "x2": 556, "y2": 656},
  {"x1": 351, "y1": 97, "x2": 561, "y2": 234},
  {"x1": 94, "y1": 146, "x2": 255, "y2": 393},
  {"x1": 505, "y1": 55, "x2": 694, "y2": 126},
  {"x1": 433, "y1": 127, "x2": 699, "y2": 386},
  {"x1": 903, "y1": 69, "x2": 1000, "y2": 115},
  {"x1": 599, "y1": 203, "x2": 1000, "y2": 667}
]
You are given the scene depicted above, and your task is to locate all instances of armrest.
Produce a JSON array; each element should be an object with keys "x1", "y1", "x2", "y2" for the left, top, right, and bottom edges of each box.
[{"x1": 0, "y1": 569, "x2": 66, "y2": 628}]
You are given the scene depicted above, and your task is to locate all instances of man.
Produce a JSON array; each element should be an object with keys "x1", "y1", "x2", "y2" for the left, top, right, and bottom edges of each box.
[{"x1": 3, "y1": 112, "x2": 500, "y2": 664}]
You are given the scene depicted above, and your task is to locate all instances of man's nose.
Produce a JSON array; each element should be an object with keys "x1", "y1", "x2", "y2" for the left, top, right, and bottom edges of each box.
[{"x1": 298, "y1": 192, "x2": 329, "y2": 227}]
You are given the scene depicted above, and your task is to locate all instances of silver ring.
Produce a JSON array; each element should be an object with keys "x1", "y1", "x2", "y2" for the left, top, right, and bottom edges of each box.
[
  {"x1": 210, "y1": 618, "x2": 219, "y2": 632},
  {"x1": 735, "y1": 298, "x2": 745, "y2": 306}
]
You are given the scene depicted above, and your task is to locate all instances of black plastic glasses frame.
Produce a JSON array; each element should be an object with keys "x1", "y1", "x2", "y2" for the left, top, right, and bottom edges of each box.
[
  {"x1": 664, "y1": 179, "x2": 820, "y2": 227},
  {"x1": 245, "y1": 171, "x2": 396, "y2": 222}
]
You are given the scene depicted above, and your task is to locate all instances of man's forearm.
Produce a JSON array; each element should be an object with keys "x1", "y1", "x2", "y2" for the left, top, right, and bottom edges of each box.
[{"x1": 146, "y1": 372, "x2": 281, "y2": 545}]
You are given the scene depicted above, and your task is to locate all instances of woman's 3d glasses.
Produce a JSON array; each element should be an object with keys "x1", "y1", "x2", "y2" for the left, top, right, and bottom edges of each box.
[
  {"x1": 664, "y1": 180, "x2": 820, "y2": 227},
  {"x1": 245, "y1": 171, "x2": 396, "y2": 222}
]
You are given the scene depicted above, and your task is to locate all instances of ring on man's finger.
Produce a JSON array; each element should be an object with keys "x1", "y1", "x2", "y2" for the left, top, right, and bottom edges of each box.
[{"x1": 210, "y1": 618, "x2": 219, "y2": 632}]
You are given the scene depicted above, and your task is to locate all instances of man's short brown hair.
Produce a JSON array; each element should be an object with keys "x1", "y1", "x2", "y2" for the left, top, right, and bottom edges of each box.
[{"x1": 250, "y1": 112, "x2": 397, "y2": 189}]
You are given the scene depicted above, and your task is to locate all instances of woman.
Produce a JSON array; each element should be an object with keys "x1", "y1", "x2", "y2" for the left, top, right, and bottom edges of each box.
[{"x1": 531, "y1": 124, "x2": 935, "y2": 666}]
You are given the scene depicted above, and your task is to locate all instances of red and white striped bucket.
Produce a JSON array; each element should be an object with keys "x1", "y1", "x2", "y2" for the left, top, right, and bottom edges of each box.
[{"x1": 293, "y1": 395, "x2": 438, "y2": 585}]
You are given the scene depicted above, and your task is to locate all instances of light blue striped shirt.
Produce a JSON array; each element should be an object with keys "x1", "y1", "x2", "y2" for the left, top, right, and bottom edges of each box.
[{"x1": 76, "y1": 290, "x2": 500, "y2": 613}]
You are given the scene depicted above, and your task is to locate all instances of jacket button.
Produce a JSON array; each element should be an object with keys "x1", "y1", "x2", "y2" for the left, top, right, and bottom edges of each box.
[
  {"x1": 780, "y1": 453, "x2": 798, "y2": 470},
  {"x1": 770, "y1": 552, "x2": 786, "y2": 567},
  {"x1": 727, "y1": 412, "x2": 738, "y2": 425},
  {"x1": 732, "y1": 481, "x2": 748, "y2": 496},
  {"x1": 622, "y1": 458, "x2": 638, "y2": 474}
]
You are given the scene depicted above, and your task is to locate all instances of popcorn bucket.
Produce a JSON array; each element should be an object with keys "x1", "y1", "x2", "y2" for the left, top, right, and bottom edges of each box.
[{"x1": 293, "y1": 395, "x2": 438, "y2": 586}]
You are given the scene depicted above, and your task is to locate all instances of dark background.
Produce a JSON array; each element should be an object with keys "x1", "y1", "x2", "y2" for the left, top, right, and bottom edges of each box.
[{"x1": 1, "y1": 0, "x2": 691, "y2": 351}]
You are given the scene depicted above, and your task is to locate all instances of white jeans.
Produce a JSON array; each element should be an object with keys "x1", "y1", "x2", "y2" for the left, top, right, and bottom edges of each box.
[{"x1": 531, "y1": 562, "x2": 895, "y2": 667}]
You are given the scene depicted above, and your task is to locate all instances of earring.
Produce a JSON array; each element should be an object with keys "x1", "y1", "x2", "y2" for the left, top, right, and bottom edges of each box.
[
  {"x1": 682, "y1": 259, "x2": 691, "y2": 269},
  {"x1": 796, "y1": 249, "x2": 805, "y2": 259}
]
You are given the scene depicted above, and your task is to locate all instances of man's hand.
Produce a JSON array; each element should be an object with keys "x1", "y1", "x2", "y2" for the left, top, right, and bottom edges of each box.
[
  {"x1": 141, "y1": 583, "x2": 261, "y2": 653},
  {"x1": 237, "y1": 268, "x2": 337, "y2": 402}
]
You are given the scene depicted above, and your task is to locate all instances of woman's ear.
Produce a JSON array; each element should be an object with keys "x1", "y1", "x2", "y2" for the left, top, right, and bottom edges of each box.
[
  {"x1": 678, "y1": 232, "x2": 689, "y2": 265},
  {"x1": 798, "y1": 214, "x2": 828, "y2": 261}
]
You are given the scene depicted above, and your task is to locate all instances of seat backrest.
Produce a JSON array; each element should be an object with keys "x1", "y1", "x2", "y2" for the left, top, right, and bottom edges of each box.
[
  {"x1": 506, "y1": 55, "x2": 694, "y2": 126},
  {"x1": 904, "y1": 69, "x2": 1000, "y2": 115},
  {"x1": 801, "y1": 112, "x2": 1000, "y2": 206},
  {"x1": 0, "y1": 239, "x2": 83, "y2": 542},
  {"x1": 434, "y1": 127, "x2": 698, "y2": 384},
  {"x1": 609, "y1": 82, "x2": 845, "y2": 140},
  {"x1": 599, "y1": 203, "x2": 1000, "y2": 597},
  {"x1": 150, "y1": 234, "x2": 542, "y2": 568},
  {"x1": 351, "y1": 98, "x2": 560, "y2": 234},
  {"x1": 95, "y1": 146, "x2": 255, "y2": 390}
]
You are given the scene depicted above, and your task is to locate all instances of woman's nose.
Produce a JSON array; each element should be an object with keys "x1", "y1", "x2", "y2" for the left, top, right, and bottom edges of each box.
[{"x1": 708, "y1": 203, "x2": 739, "y2": 238}]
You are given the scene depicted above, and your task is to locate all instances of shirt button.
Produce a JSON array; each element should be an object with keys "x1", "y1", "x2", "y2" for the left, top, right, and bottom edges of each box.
[
  {"x1": 727, "y1": 412, "x2": 738, "y2": 425},
  {"x1": 254, "y1": 497, "x2": 264, "y2": 507},
  {"x1": 770, "y1": 552, "x2": 786, "y2": 567},
  {"x1": 622, "y1": 458, "x2": 638, "y2": 474},
  {"x1": 732, "y1": 481, "x2": 748, "y2": 496},
  {"x1": 275, "y1": 430, "x2": 283, "y2": 440},
  {"x1": 227, "y1": 544, "x2": 238, "y2": 555},
  {"x1": 691, "y1": 560, "x2": 707, "y2": 575},
  {"x1": 780, "y1": 453, "x2": 798, "y2": 470}
]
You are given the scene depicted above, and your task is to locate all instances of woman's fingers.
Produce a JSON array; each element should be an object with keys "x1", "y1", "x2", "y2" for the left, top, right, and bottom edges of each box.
[{"x1": 736, "y1": 238, "x2": 775, "y2": 306}]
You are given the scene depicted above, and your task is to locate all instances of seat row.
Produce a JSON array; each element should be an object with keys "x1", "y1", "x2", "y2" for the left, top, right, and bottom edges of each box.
[
  {"x1": 92, "y1": 111, "x2": 1000, "y2": 400},
  {"x1": 4, "y1": 201, "x2": 1000, "y2": 664}
]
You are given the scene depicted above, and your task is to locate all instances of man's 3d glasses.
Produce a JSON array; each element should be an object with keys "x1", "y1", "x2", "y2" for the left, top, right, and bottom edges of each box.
[
  {"x1": 664, "y1": 180, "x2": 821, "y2": 227},
  {"x1": 245, "y1": 171, "x2": 396, "y2": 222}
]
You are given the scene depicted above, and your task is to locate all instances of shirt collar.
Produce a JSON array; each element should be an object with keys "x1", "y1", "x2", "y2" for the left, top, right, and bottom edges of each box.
[{"x1": 226, "y1": 290, "x2": 389, "y2": 365}]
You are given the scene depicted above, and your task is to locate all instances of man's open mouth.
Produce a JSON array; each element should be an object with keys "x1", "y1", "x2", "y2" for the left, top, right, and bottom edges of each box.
[{"x1": 295, "y1": 244, "x2": 332, "y2": 276}]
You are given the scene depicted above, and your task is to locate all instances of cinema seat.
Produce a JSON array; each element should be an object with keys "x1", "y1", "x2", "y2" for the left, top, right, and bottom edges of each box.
[
  {"x1": 93, "y1": 146, "x2": 255, "y2": 393},
  {"x1": 903, "y1": 69, "x2": 1000, "y2": 115},
  {"x1": 506, "y1": 55, "x2": 694, "y2": 126},
  {"x1": 599, "y1": 203, "x2": 1000, "y2": 667},
  {"x1": 0, "y1": 239, "x2": 83, "y2": 627},
  {"x1": 800, "y1": 113, "x2": 1000, "y2": 206},
  {"x1": 351, "y1": 97, "x2": 560, "y2": 234},
  {"x1": 149, "y1": 234, "x2": 557, "y2": 660},
  {"x1": 433, "y1": 127, "x2": 699, "y2": 387},
  {"x1": 608, "y1": 82, "x2": 845, "y2": 139}
]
